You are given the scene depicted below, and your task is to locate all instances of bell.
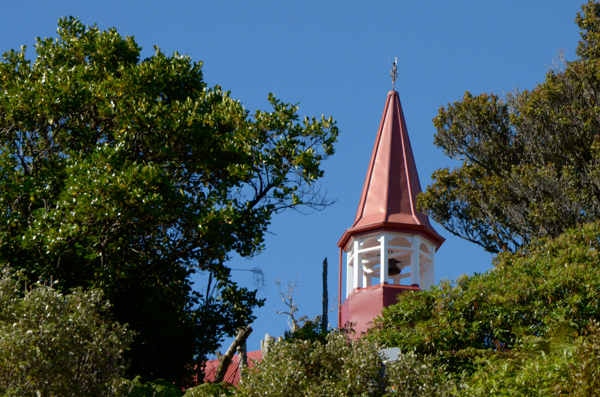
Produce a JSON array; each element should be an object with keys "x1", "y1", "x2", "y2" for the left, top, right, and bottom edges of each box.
[{"x1": 388, "y1": 258, "x2": 401, "y2": 276}]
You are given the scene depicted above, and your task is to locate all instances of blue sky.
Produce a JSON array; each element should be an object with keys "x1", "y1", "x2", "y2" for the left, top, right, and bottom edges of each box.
[{"x1": 0, "y1": 1, "x2": 585, "y2": 354}]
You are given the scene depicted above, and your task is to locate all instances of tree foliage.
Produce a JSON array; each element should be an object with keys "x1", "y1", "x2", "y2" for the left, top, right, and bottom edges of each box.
[
  {"x1": 234, "y1": 331, "x2": 456, "y2": 397},
  {"x1": 237, "y1": 331, "x2": 386, "y2": 397},
  {"x1": 0, "y1": 267, "x2": 132, "y2": 397},
  {"x1": 110, "y1": 217, "x2": 600, "y2": 394},
  {"x1": 418, "y1": 0, "x2": 600, "y2": 253},
  {"x1": 0, "y1": 17, "x2": 338, "y2": 383},
  {"x1": 370, "y1": 221, "x2": 600, "y2": 394},
  {"x1": 454, "y1": 323, "x2": 600, "y2": 396}
]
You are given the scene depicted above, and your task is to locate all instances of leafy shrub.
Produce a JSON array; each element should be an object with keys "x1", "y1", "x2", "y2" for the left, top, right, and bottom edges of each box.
[
  {"x1": 184, "y1": 382, "x2": 232, "y2": 397},
  {"x1": 560, "y1": 322, "x2": 600, "y2": 396},
  {"x1": 283, "y1": 316, "x2": 329, "y2": 343},
  {"x1": 237, "y1": 331, "x2": 385, "y2": 397},
  {"x1": 458, "y1": 350, "x2": 573, "y2": 396},
  {"x1": 385, "y1": 352, "x2": 460, "y2": 397},
  {"x1": 455, "y1": 323, "x2": 600, "y2": 396},
  {"x1": 371, "y1": 221, "x2": 600, "y2": 375},
  {"x1": 124, "y1": 377, "x2": 187, "y2": 397},
  {"x1": 0, "y1": 267, "x2": 133, "y2": 396}
]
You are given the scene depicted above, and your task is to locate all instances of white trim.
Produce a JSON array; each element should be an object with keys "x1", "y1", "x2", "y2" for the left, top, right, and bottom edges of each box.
[
  {"x1": 353, "y1": 239, "x2": 362, "y2": 289},
  {"x1": 380, "y1": 234, "x2": 388, "y2": 285},
  {"x1": 410, "y1": 235, "x2": 420, "y2": 286},
  {"x1": 346, "y1": 250, "x2": 353, "y2": 298}
]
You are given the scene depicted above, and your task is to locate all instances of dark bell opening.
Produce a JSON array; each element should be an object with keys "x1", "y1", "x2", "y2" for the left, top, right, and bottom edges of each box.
[{"x1": 388, "y1": 258, "x2": 401, "y2": 276}]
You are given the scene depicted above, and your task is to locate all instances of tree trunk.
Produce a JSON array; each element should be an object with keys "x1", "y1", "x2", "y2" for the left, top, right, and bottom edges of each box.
[{"x1": 214, "y1": 326, "x2": 253, "y2": 383}]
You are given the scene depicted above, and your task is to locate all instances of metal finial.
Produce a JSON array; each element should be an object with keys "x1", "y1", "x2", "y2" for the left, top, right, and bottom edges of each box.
[{"x1": 390, "y1": 57, "x2": 398, "y2": 90}]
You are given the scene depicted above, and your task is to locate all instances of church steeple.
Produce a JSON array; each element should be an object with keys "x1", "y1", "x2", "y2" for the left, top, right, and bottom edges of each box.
[
  {"x1": 337, "y1": 83, "x2": 444, "y2": 335},
  {"x1": 339, "y1": 90, "x2": 444, "y2": 248}
]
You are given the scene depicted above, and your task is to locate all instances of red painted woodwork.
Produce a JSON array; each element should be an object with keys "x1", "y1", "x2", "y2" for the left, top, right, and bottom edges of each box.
[
  {"x1": 203, "y1": 350, "x2": 262, "y2": 386},
  {"x1": 340, "y1": 284, "x2": 419, "y2": 337},
  {"x1": 337, "y1": 91, "x2": 444, "y2": 251}
]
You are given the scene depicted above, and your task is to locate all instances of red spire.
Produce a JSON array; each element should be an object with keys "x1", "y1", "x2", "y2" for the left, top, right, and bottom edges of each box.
[{"x1": 338, "y1": 91, "x2": 444, "y2": 249}]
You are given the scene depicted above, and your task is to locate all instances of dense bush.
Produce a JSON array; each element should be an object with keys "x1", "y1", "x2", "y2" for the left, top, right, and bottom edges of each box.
[
  {"x1": 453, "y1": 323, "x2": 600, "y2": 396},
  {"x1": 184, "y1": 382, "x2": 232, "y2": 397},
  {"x1": 237, "y1": 331, "x2": 385, "y2": 397},
  {"x1": 563, "y1": 322, "x2": 600, "y2": 396},
  {"x1": 123, "y1": 377, "x2": 187, "y2": 397},
  {"x1": 0, "y1": 16, "x2": 337, "y2": 384},
  {"x1": 367, "y1": 221, "x2": 600, "y2": 394},
  {"x1": 283, "y1": 316, "x2": 329, "y2": 343},
  {"x1": 0, "y1": 267, "x2": 132, "y2": 396},
  {"x1": 371, "y1": 221, "x2": 600, "y2": 373},
  {"x1": 419, "y1": 0, "x2": 600, "y2": 253},
  {"x1": 121, "y1": 223, "x2": 600, "y2": 396},
  {"x1": 385, "y1": 352, "x2": 459, "y2": 396}
]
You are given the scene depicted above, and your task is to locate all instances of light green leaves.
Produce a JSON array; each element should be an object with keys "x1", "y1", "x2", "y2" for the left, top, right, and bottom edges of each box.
[{"x1": 0, "y1": 267, "x2": 132, "y2": 396}]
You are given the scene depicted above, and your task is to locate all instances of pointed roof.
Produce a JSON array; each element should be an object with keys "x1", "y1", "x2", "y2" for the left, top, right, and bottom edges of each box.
[{"x1": 337, "y1": 91, "x2": 445, "y2": 250}]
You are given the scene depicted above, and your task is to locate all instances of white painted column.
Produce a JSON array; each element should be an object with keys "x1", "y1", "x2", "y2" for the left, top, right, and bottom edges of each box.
[
  {"x1": 420, "y1": 262, "x2": 429, "y2": 290},
  {"x1": 346, "y1": 250, "x2": 353, "y2": 298},
  {"x1": 429, "y1": 247, "x2": 436, "y2": 290},
  {"x1": 410, "y1": 235, "x2": 421, "y2": 287},
  {"x1": 353, "y1": 239, "x2": 362, "y2": 289},
  {"x1": 380, "y1": 234, "x2": 388, "y2": 285}
]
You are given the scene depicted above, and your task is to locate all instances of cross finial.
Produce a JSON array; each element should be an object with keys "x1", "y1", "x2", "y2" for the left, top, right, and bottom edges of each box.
[{"x1": 390, "y1": 57, "x2": 398, "y2": 91}]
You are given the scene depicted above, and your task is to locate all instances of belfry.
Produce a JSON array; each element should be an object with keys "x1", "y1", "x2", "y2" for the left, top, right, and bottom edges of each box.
[{"x1": 337, "y1": 63, "x2": 444, "y2": 336}]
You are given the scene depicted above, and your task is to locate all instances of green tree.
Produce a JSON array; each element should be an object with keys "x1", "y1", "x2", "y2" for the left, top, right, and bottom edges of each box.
[
  {"x1": 418, "y1": 0, "x2": 600, "y2": 253},
  {"x1": 370, "y1": 221, "x2": 600, "y2": 388},
  {"x1": 0, "y1": 18, "x2": 338, "y2": 384},
  {"x1": 0, "y1": 267, "x2": 132, "y2": 396}
]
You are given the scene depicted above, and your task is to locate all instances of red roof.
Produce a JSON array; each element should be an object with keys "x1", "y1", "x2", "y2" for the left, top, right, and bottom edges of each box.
[
  {"x1": 203, "y1": 350, "x2": 262, "y2": 386},
  {"x1": 338, "y1": 91, "x2": 444, "y2": 249}
]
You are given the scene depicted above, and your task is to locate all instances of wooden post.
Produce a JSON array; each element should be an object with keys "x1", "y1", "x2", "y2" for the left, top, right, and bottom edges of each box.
[
  {"x1": 338, "y1": 247, "x2": 343, "y2": 327},
  {"x1": 322, "y1": 257, "x2": 328, "y2": 333}
]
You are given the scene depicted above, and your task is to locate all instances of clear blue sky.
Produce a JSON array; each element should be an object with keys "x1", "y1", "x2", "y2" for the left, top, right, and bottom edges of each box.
[{"x1": 0, "y1": 1, "x2": 585, "y2": 354}]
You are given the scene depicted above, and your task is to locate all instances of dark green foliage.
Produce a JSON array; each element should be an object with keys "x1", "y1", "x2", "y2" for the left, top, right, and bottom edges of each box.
[
  {"x1": 0, "y1": 267, "x2": 132, "y2": 396},
  {"x1": 283, "y1": 316, "x2": 329, "y2": 343},
  {"x1": 418, "y1": 0, "x2": 600, "y2": 253},
  {"x1": 125, "y1": 378, "x2": 184, "y2": 397},
  {"x1": 456, "y1": 323, "x2": 600, "y2": 396},
  {"x1": 0, "y1": 18, "x2": 338, "y2": 384},
  {"x1": 370, "y1": 221, "x2": 600, "y2": 394},
  {"x1": 226, "y1": 219, "x2": 600, "y2": 395},
  {"x1": 399, "y1": 1, "x2": 600, "y2": 393},
  {"x1": 563, "y1": 322, "x2": 600, "y2": 396},
  {"x1": 576, "y1": 0, "x2": 600, "y2": 60},
  {"x1": 184, "y1": 383, "x2": 232, "y2": 397}
]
